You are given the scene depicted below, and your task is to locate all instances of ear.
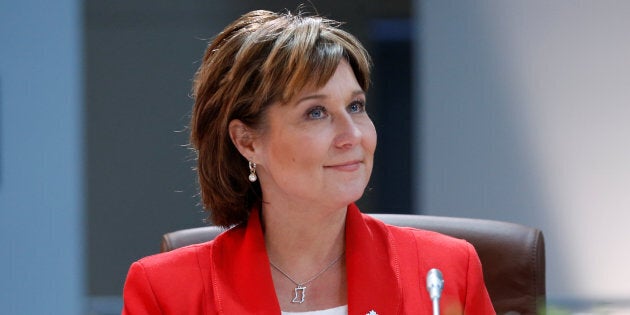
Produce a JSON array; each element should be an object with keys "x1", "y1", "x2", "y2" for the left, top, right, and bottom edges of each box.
[{"x1": 228, "y1": 119, "x2": 257, "y2": 160}]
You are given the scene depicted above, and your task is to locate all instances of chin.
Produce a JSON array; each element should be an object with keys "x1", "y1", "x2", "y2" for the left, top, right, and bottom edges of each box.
[
  {"x1": 334, "y1": 185, "x2": 369, "y2": 206},
  {"x1": 320, "y1": 174, "x2": 371, "y2": 206}
]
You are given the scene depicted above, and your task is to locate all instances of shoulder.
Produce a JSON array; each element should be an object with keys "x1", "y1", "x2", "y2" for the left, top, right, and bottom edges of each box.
[
  {"x1": 134, "y1": 223, "x2": 247, "y2": 270},
  {"x1": 363, "y1": 215, "x2": 493, "y2": 310},
  {"x1": 129, "y1": 241, "x2": 216, "y2": 291},
  {"x1": 134, "y1": 241, "x2": 214, "y2": 273},
  {"x1": 358, "y1": 214, "x2": 493, "y2": 312},
  {"x1": 122, "y1": 242, "x2": 216, "y2": 314},
  {"x1": 126, "y1": 224, "x2": 248, "y2": 290},
  {"x1": 364, "y1": 215, "x2": 477, "y2": 265},
  {"x1": 362, "y1": 213, "x2": 474, "y2": 258},
  {"x1": 395, "y1": 225, "x2": 473, "y2": 254},
  {"x1": 127, "y1": 241, "x2": 215, "y2": 297}
]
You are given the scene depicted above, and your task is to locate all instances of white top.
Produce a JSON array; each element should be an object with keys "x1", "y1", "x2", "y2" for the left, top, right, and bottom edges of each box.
[{"x1": 281, "y1": 305, "x2": 348, "y2": 315}]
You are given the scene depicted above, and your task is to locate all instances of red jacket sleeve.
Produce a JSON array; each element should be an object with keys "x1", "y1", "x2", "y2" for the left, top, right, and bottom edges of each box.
[
  {"x1": 464, "y1": 242, "x2": 495, "y2": 314},
  {"x1": 122, "y1": 261, "x2": 162, "y2": 315}
]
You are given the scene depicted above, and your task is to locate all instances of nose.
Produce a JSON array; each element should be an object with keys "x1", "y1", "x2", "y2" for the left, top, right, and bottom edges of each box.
[{"x1": 333, "y1": 113, "x2": 362, "y2": 149}]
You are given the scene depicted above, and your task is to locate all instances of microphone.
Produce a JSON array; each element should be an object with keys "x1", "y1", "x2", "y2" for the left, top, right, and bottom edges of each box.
[{"x1": 426, "y1": 268, "x2": 444, "y2": 315}]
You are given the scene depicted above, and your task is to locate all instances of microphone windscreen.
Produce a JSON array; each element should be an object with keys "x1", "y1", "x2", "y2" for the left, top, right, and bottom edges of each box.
[{"x1": 426, "y1": 268, "x2": 444, "y2": 300}]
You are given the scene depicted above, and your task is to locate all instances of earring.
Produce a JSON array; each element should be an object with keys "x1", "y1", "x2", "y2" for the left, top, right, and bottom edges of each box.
[{"x1": 248, "y1": 161, "x2": 257, "y2": 182}]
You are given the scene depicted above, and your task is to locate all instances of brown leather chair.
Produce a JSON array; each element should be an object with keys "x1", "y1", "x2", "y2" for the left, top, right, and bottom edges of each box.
[{"x1": 162, "y1": 213, "x2": 546, "y2": 315}]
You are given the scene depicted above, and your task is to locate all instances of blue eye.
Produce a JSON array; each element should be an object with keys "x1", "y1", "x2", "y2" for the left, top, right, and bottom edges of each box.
[
  {"x1": 307, "y1": 106, "x2": 327, "y2": 119},
  {"x1": 348, "y1": 100, "x2": 366, "y2": 114}
]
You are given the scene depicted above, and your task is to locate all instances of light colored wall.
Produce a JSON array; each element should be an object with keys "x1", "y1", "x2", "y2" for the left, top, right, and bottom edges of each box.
[
  {"x1": 417, "y1": 0, "x2": 630, "y2": 300},
  {"x1": 0, "y1": 0, "x2": 84, "y2": 313}
]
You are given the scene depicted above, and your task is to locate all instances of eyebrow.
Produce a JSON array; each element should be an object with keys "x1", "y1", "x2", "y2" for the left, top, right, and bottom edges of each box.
[{"x1": 296, "y1": 90, "x2": 366, "y2": 105}]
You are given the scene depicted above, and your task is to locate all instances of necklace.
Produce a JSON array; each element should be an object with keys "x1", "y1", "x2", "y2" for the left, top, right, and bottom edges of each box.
[{"x1": 269, "y1": 252, "x2": 344, "y2": 304}]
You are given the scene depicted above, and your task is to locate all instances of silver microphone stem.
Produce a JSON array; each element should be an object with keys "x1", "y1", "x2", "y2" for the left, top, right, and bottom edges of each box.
[
  {"x1": 432, "y1": 298, "x2": 440, "y2": 315},
  {"x1": 426, "y1": 268, "x2": 444, "y2": 315}
]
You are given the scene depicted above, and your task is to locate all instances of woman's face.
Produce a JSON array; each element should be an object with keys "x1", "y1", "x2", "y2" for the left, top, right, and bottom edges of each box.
[{"x1": 253, "y1": 60, "x2": 377, "y2": 211}]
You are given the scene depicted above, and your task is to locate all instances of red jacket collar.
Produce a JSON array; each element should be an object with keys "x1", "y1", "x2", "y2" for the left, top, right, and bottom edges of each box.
[{"x1": 210, "y1": 203, "x2": 402, "y2": 314}]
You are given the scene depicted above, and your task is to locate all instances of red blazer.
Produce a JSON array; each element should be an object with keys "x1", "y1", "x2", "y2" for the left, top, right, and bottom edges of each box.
[{"x1": 123, "y1": 204, "x2": 495, "y2": 314}]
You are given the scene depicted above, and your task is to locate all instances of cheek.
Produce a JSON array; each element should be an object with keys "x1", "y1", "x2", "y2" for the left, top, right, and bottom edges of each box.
[
  {"x1": 363, "y1": 123, "x2": 378, "y2": 154},
  {"x1": 267, "y1": 131, "x2": 322, "y2": 168}
]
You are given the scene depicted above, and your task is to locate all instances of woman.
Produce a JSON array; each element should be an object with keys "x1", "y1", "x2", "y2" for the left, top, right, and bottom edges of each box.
[{"x1": 123, "y1": 9, "x2": 495, "y2": 314}]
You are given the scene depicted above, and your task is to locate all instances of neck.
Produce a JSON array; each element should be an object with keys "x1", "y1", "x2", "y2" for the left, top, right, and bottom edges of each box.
[
  {"x1": 261, "y1": 202, "x2": 349, "y2": 311},
  {"x1": 262, "y1": 203, "x2": 347, "y2": 273}
]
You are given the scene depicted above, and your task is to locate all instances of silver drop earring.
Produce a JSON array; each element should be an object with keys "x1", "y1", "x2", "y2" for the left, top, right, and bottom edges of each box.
[{"x1": 248, "y1": 161, "x2": 257, "y2": 182}]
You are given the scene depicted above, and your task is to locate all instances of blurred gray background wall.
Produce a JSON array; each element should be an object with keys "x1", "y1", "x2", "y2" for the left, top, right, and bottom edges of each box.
[
  {"x1": 1, "y1": 0, "x2": 84, "y2": 313},
  {"x1": 418, "y1": 1, "x2": 630, "y2": 305},
  {"x1": 2, "y1": 0, "x2": 630, "y2": 314}
]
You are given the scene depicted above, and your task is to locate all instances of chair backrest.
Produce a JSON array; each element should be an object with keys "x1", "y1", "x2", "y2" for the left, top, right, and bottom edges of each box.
[{"x1": 161, "y1": 213, "x2": 546, "y2": 314}]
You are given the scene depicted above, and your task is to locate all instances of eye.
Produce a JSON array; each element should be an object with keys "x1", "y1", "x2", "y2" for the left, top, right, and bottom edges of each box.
[
  {"x1": 307, "y1": 106, "x2": 328, "y2": 120},
  {"x1": 348, "y1": 100, "x2": 366, "y2": 114}
]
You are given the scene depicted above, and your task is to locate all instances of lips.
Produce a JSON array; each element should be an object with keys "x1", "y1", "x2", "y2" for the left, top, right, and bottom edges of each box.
[{"x1": 324, "y1": 160, "x2": 362, "y2": 171}]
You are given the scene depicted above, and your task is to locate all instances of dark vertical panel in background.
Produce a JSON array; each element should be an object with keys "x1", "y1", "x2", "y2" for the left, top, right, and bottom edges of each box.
[
  {"x1": 368, "y1": 19, "x2": 413, "y2": 214},
  {"x1": 84, "y1": 2, "x2": 216, "y2": 296}
]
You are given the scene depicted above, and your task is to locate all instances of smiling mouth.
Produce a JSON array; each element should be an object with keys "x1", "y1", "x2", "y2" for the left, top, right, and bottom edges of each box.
[{"x1": 324, "y1": 160, "x2": 362, "y2": 171}]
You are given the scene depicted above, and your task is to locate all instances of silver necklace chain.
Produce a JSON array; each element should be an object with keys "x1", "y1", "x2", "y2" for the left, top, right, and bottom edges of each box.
[{"x1": 269, "y1": 252, "x2": 345, "y2": 304}]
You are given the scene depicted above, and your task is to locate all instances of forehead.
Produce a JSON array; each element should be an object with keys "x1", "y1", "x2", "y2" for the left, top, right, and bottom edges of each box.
[{"x1": 283, "y1": 60, "x2": 363, "y2": 105}]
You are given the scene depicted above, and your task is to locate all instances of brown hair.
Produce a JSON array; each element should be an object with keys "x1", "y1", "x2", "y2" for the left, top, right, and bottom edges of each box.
[{"x1": 190, "y1": 9, "x2": 372, "y2": 227}]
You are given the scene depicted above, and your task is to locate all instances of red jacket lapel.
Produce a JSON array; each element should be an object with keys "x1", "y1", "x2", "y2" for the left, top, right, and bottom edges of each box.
[
  {"x1": 346, "y1": 203, "x2": 403, "y2": 314},
  {"x1": 210, "y1": 207, "x2": 281, "y2": 313}
]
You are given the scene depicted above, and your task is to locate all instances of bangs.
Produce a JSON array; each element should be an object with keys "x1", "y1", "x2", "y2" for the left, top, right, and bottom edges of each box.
[
  {"x1": 282, "y1": 40, "x2": 344, "y2": 102},
  {"x1": 257, "y1": 16, "x2": 370, "y2": 104}
]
